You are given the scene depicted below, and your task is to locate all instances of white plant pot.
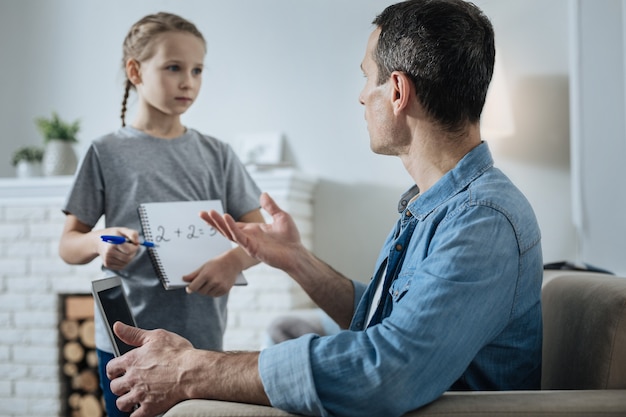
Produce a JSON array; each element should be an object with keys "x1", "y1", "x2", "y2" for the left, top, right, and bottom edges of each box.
[
  {"x1": 42, "y1": 139, "x2": 78, "y2": 176},
  {"x1": 15, "y1": 161, "x2": 43, "y2": 178}
]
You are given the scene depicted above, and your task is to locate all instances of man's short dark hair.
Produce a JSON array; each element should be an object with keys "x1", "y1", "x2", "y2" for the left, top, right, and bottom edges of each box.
[{"x1": 373, "y1": 0, "x2": 495, "y2": 134}]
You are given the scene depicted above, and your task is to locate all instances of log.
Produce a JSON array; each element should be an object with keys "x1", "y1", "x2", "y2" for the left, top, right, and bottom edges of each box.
[
  {"x1": 79, "y1": 319, "x2": 96, "y2": 348},
  {"x1": 86, "y1": 349, "x2": 98, "y2": 368},
  {"x1": 65, "y1": 296, "x2": 95, "y2": 320},
  {"x1": 63, "y1": 362, "x2": 79, "y2": 377},
  {"x1": 68, "y1": 392, "x2": 82, "y2": 409},
  {"x1": 63, "y1": 341, "x2": 85, "y2": 364},
  {"x1": 60, "y1": 319, "x2": 80, "y2": 341},
  {"x1": 77, "y1": 369, "x2": 100, "y2": 393},
  {"x1": 78, "y1": 394, "x2": 103, "y2": 417}
]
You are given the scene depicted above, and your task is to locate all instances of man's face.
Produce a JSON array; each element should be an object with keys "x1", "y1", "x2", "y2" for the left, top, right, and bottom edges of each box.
[{"x1": 359, "y1": 29, "x2": 400, "y2": 156}]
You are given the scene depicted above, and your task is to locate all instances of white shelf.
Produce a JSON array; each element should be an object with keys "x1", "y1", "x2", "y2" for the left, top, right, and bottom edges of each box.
[{"x1": 0, "y1": 168, "x2": 316, "y2": 204}]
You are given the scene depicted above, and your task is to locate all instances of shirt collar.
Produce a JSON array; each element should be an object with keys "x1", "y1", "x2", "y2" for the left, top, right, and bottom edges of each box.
[{"x1": 396, "y1": 141, "x2": 494, "y2": 216}]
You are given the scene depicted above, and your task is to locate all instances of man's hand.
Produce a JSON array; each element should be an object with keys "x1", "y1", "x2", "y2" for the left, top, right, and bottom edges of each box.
[
  {"x1": 106, "y1": 322, "x2": 196, "y2": 416},
  {"x1": 107, "y1": 322, "x2": 269, "y2": 417},
  {"x1": 203, "y1": 192, "x2": 356, "y2": 328},
  {"x1": 200, "y1": 193, "x2": 305, "y2": 275}
]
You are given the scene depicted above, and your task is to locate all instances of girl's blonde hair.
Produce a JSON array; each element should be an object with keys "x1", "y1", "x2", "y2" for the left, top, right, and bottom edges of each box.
[{"x1": 120, "y1": 12, "x2": 206, "y2": 126}]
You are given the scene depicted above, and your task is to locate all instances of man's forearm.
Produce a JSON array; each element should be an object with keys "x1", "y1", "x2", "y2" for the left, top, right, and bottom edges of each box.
[
  {"x1": 186, "y1": 350, "x2": 270, "y2": 405},
  {"x1": 108, "y1": 324, "x2": 271, "y2": 413},
  {"x1": 286, "y1": 249, "x2": 355, "y2": 329}
]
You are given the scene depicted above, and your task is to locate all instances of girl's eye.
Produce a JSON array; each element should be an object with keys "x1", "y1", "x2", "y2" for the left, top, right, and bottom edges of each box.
[
  {"x1": 166, "y1": 65, "x2": 181, "y2": 72},
  {"x1": 192, "y1": 68, "x2": 203, "y2": 75}
]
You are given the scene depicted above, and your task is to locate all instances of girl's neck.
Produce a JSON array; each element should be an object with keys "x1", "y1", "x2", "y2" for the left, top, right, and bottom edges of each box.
[{"x1": 131, "y1": 117, "x2": 186, "y2": 139}]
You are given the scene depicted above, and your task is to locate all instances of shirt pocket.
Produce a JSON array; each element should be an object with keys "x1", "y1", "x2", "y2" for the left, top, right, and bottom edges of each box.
[{"x1": 389, "y1": 272, "x2": 412, "y2": 303}]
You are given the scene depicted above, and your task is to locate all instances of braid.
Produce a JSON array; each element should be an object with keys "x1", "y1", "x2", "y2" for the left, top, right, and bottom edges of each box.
[{"x1": 121, "y1": 79, "x2": 132, "y2": 127}]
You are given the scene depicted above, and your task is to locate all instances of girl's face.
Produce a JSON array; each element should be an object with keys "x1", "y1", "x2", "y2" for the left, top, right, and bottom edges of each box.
[{"x1": 134, "y1": 31, "x2": 205, "y2": 120}]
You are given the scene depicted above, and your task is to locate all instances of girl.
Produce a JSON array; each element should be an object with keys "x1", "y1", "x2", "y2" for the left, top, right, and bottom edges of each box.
[{"x1": 59, "y1": 12, "x2": 263, "y2": 417}]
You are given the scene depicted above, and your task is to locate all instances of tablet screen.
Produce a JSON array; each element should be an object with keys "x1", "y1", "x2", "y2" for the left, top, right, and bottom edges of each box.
[{"x1": 94, "y1": 281, "x2": 136, "y2": 356}]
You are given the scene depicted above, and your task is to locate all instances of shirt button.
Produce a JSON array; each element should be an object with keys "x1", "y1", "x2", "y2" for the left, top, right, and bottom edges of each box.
[
  {"x1": 395, "y1": 244, "x2": 402, "y2": 251},
  {"x1": 406, "y1": 211, "x2": 412, "y2": 217}
]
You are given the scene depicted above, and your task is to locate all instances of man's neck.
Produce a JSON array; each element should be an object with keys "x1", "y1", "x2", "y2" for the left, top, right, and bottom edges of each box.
[{"x1": 401, "y1": 123, "x2": 482, "y2": 194}]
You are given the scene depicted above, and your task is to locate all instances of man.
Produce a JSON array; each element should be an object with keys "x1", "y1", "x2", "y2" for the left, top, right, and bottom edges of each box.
[{"x1": 107, "y1": 1, "x2": 543, "y2": 416}]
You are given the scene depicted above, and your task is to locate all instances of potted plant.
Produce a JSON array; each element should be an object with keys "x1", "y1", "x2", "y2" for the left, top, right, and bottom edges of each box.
[
  {"x1": 11, "y1": 146, "x2": 44, "y2": 178},
  {"x1": 35, "y1": 112, "x2": 80, "y2": 176}
]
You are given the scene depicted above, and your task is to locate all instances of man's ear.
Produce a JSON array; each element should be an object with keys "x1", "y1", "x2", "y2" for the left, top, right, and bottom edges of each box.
[
  {"x1": 125, "y1": 58, "x2": 141, "y2": 86},
  {"x1": 390, "y1": 71, "x2": 412, "y2": 115}
]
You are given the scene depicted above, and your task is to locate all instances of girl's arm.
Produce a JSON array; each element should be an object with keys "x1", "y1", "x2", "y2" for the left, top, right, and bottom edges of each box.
[{"x1": 59, "y1": 214, "x2": 140, "y2": 270}]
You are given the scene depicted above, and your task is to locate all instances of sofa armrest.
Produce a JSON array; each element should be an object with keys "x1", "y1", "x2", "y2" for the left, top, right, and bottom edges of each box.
[
  {"x1": 408, "y1": 390, "x2": 626, "y2": 416},
  {"x1": 164, "y1": 390, "x2": 626, "y2": 417}
]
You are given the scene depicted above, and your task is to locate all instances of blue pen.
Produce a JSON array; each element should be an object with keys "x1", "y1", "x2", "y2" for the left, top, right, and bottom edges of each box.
[{"x1": 101, "y1": 235, "x2": 157, "y2": 248}]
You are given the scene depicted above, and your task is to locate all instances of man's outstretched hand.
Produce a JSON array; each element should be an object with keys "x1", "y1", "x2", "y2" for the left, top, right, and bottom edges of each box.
[{"x1": 200, "y1": 192, "x2": 305, "y2": 275}]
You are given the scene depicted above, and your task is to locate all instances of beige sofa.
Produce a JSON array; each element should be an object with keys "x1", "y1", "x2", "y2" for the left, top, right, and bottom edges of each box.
[{"x1": 164, "y1": 271, "x2": 626, "y2": 417}]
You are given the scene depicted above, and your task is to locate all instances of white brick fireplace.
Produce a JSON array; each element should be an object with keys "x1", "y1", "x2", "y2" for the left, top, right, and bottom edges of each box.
[{"x1": 0, "y1": 169, "x2": 316, "y2": 416}]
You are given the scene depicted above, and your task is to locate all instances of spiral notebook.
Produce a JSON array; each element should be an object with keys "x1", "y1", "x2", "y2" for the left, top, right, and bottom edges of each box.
[{"x1": 138, "y1": 200, "x2": 247, "y2": 290}]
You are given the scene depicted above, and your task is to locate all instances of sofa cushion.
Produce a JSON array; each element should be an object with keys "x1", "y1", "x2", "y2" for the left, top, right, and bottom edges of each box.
[
  {"x1": 541, "y1": 273, "x2": 626, "y2": 389},
  {"x1": 164, "y1": 399, "x2": 299, "y2": 416},
  {"x1": 165, "y1": 391, "x2": 626, "y2": 417}
]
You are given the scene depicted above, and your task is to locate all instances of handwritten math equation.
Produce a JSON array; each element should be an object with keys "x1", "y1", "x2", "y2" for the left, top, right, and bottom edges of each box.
[{"x1": 153, "y1": 224, "x2": 218, "y2": 243}]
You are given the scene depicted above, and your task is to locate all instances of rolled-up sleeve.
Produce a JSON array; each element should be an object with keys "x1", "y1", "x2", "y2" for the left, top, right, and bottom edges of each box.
[
  {"x1": 259, "y1": 334, "x2": 326, "y2": 416},
  {"x1": 259, "y1": 279, "x2": 368, "y2": 416}
]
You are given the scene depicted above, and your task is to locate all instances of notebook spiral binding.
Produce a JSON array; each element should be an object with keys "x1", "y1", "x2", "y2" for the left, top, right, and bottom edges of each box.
[{"x1": 138, "y1": 205, "x2": 169, "y2": 285}]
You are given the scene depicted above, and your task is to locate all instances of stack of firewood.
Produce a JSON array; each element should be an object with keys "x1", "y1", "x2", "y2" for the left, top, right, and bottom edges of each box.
[{"x1": 59, "y1": 295, "x2": 104, "y2": 417}]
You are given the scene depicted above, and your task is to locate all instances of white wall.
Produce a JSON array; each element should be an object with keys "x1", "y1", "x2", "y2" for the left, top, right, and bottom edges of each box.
[
  {"x1": 0, "y1": 0, "x2": 575, "y2": 280},
  {"x1": 570, "y1": 0, "x2": 626, "y2": 275}
]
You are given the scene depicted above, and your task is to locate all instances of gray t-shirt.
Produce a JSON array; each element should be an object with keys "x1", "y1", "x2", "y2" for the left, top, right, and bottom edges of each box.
[{"x1": 64, "y1": 127, "x2": 261, "y2": 353}]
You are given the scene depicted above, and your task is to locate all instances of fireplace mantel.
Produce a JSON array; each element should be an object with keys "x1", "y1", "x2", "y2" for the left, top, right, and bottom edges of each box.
[
  {"x1": 0, "y1": 175, "x2": 74, "y2": 204},
  {"x1": 0, "y1": 167, "x2": 315, "y2": 204}
]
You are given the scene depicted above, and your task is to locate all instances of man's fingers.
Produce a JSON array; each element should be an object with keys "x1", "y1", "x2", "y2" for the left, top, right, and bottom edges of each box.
[
  {"x1": 205, "y1": 211, "x2": 248, "y2": 247},
  {"x1": 222, "y1": 214, "x2": 250, "y2": 247},
  {"x1": 201, "y1": 210, "x2": 234, "y2": 241},
  {"x1": 106, "y1": 323, "x2": 147, "y2": 381},
  {"x1": 260, "y1": 192, "x2": 282, "y2": 217},
  {"x1": 113, "y1": 321, "x2": 146, "y2": 348}
]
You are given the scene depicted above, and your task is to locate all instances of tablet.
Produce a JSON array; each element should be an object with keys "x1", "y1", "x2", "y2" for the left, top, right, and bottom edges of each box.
[{"x1": 92, "y1": 276, "x2": 137, "y2": 356}]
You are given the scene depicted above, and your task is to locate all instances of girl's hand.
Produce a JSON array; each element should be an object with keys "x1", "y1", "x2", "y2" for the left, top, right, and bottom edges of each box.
[
  {"x1": 98, "y1": 227, "x2": 141, "y2": 270},
  {"x1": 183, "y1": 251, "x2": 241, "y2": 297}
]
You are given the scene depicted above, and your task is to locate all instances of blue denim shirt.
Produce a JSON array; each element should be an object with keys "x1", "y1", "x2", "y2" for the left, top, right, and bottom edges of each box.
[{"x1": 259, "y1": 143, "x2": 543, "y2": 417}]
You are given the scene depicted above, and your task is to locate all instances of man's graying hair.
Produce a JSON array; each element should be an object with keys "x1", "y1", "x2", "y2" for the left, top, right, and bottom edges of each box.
[
  {"x1": 373, "y1": 0, "x2": 495, "y2": 134},
  {"x1": 120, "y1": 12, "x2": 206, "y2": 126}
]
